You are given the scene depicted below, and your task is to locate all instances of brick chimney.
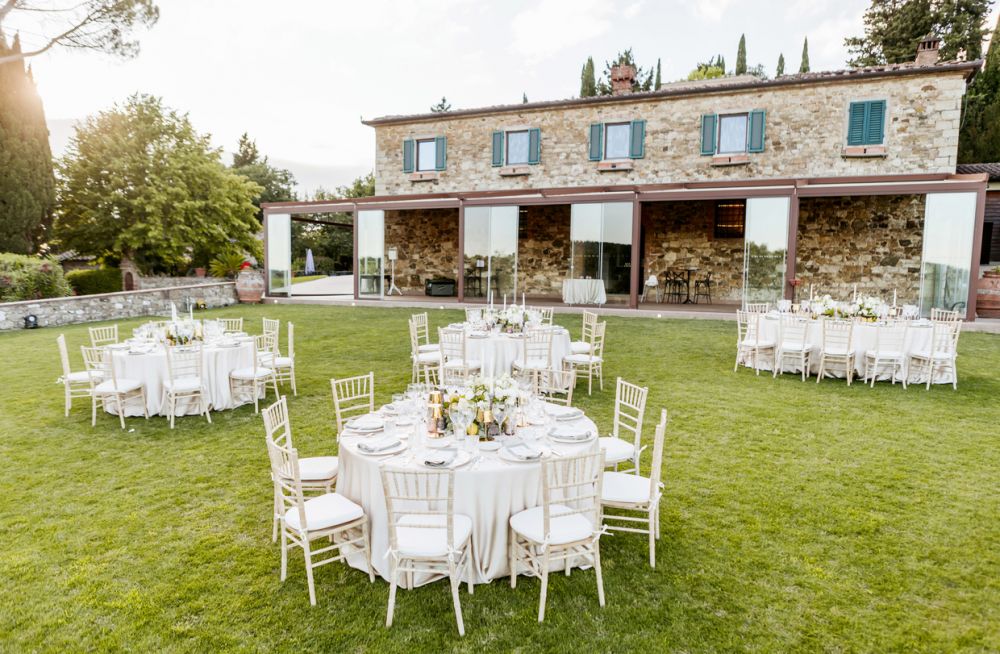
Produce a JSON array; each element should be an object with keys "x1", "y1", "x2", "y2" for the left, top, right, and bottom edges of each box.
[
  {"x1": 610, "y1": 64, "x2": 637, "y2": 95},
  {"x1": 916, "y1": 34, "x2": 941, "y2": 66}
]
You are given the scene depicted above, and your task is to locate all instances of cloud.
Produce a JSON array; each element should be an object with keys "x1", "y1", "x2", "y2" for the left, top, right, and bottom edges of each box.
[
  {"x1": 509, "y1": 0, "x2": 639, "y2": 63},
  {"x1": 690, "y1": 0, "x2": 733, "y2": 22}
]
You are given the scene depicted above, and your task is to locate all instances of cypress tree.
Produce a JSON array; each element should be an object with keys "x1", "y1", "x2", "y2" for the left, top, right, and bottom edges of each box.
[
  {"x1": 776, "y1": 53, "x2": 785, "y2": 77},
  {"x1": 654, "y1": 58, "x2": 661, "y2": 89},
  {"x1": 958, "y1": 14, "x2": 1000, "y2": 162},
  {"x1": 718, "y1": 54, "x2": 726, "y2": 74},
  {"x1": 736, "y1": 34, "x2": 747, "y2": 74},
  {"x1": 522, "y1": 92, "x2": 528, "y2": 104},
  {"x1": 580, "y1": 57, "x2": 597, "y2": 97},
  {"x1": 799, "y1": 37, "x2": 810, "y2": 72},
  {"x1": 0, "y1": 32, "x2": 56, "y2": 253}
]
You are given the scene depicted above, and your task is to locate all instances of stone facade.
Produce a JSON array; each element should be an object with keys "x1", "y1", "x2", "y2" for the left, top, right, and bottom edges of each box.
[
  {"x1": 137, "y1": 275, "x2": 212, "y2": 290},
  {"x1": 371, "y1": 70, "x2": 968, "y2": 195},
  {"x1": 642, "y1": 201, "x2": 746, "y2": 303},
  {"x1": 516, "y1": 205, "x2": 572, "y2": 296},
  {"x1": 0, "y1": 282, "x2": 237, "y2": 331},
  {"x1": 383, "y1": 209, "x2": 459, "y2": 294},
  {"x1": 797, "y1": 195, "x2": 925, "y2": 303}
]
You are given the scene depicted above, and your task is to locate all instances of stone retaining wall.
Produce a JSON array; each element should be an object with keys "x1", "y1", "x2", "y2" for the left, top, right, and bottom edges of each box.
[
  {"x1": 0, "y1": 282, "x2": 238, "y2": 331},
  {"x1": 138, "y1": 276, "x2": 212, "y2": 290}
]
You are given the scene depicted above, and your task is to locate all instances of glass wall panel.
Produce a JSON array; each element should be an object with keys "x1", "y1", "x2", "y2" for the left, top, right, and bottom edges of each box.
[
  {"x1": 742, "y1": 197, "x2": 789, "y2": 306},
  {"x1": 570, "y1": 202, "x2": 634, "y2": 298},
  {"x1": 462, "y1": 206, "x2": 518, "y2": 302},
  {"x1": 266, "y1": 213, "x2": 291, "y2": 296},
  {"x1": 920, "y1": 192, "x2": 976, "y2": 316},
  {"x1": 357, "y1": 210, "x2": 384, "y2": 297}
]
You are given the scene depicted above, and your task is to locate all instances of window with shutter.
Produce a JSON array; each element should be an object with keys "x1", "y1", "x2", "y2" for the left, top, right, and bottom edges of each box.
[
  {"x1": 629, "y1": 119, "x2": 646, "y2": 159},
  {"x1": 588, "y1": 123, "x2": 603, "y2": 161},
  {"x1": 528, "y1": 127, "x2": 541, "y2": 164},
  {"x1": 700, "y1": 114, "x2": 717, "y2": 156},
  {"x1": 416, "y1": 139, "x2": 436, "y2": 171},
  {"x1": 747, "y1": 110, "x2": 766, "y2": 153},
  {"x1": 847, "y1": 100, "x2": 885, "y2": 146},
  {"x1": 506, "y1": 130, "x2": 530, "y2": 165},
  {"x1": 434, "y1": 136, "x2": 447, "y2": 171},
  {"x1": 865, "y1": 100, "x2": 885, "y2": 145},
  {"x1": 491, "y1": 131, "x2": 504, "y2": 167},
  {"x1": 402, "y1": 139, "x2": 414, "y2": 173}
]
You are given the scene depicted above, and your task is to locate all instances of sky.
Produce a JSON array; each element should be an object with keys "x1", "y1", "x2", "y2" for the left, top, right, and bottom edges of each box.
[{"x1": 7, "y1": 0, "x2": 999, "y2": 195}]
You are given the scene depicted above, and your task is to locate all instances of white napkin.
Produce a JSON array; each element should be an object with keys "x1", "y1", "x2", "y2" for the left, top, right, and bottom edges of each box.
[
  {"x1": 357, "y1": 436, "x2": 400, "y2": 454},
  {"x1": 549, "y1": 425, "x2": 591, "y2": 441},
  {"x1": 424, "y1": 448, "x2": 457, "y2": 467},
  {"x1": 543, "y1": 403, "x2": 583, "y2": 420},
  {"x1": 348, "y1": 416, "x2": 384, "y2": 431},
  {"x1": 505, "y1": 441, "x2": 542, "y2": 460}
]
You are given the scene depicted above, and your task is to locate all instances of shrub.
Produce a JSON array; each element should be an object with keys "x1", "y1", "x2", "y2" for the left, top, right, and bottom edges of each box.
[
  {"x1": 309, "y1": 255, "x2": 336, "y2": 274},
  {"x1": 210, "y1": 252, "x2": 247, "y2": 278},
  {"x1": 0, "y1": 253, "x2": 73, "y2": 302},
  {"x1": 66, "y1": 268, "x2": 122, "y2": 296}
]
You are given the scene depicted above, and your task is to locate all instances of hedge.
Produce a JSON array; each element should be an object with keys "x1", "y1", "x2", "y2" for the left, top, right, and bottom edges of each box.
[
  {"x1": 0, "y1": 253, "x2": 73, "y2": 303},
  {"x1": 66, "y1": 268, "x2": 122, "y2": 296}
]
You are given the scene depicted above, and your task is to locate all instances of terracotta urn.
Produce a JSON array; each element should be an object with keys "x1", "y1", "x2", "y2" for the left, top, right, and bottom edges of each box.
[
  {"x1": 976, "y1": 269, "x2": 1000, "y2": 319},
  {"x1": 235, "y1": 269, "x2": 264, "y2": 303}
]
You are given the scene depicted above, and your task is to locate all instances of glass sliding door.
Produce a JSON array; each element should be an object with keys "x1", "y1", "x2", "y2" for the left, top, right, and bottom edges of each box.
[
  {"x1": 266, "y1": 213, "x2": 291, "y2": 296},
  {"x1": 570, "y1": 202, "x2": 634, "y2": 298},
  {"x1": 742, "y1": 197, "x2": 789, "y2": 306},
  {"x1": 357, "y1": 209, "x2": 385, "y2": 298},
  {"x1": 462, "y1": 206, "x2": 518, "y2": 302},
  {"x1": 919, "y1": 192, "x2": 977, "y2": 316}
]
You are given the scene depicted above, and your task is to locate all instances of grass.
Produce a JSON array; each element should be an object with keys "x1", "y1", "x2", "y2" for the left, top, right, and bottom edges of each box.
[
  {"x1": 291, "y1": 275, "x2": 327, "y2": 284},
  {"x1": 1, "y1": 304, "x2": 998, "y2": 653}
]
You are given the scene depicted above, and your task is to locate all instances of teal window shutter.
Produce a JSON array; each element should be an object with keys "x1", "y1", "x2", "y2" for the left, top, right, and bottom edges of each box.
[
  {"x1": 700, "y1": 114, "x2": 717, "y2": 156},
  {"x1": 528, "y1": 128, "x2": 541, "y2": 164},
  {"x1": 402, "y1": 139, "x2": 414, "y2": 173},
  {"x1": 847, "y1": 102, "x2": 867, "y2": 145},
  {"x1": 865, "y1": 100, "x2": 886, "y2": 145},
  {"x1": 588, "y1": 123, "x2": 603, "y2": 161},
  {"x1": 491, "y1": 131, "x2": 504, "y2": 167},
  {"x1": 747, "y1": 110, "x2": 766, "y2": 153},
  {"x1": 629, "y1": 119, "x2": 646, "y2": 159},
  {"x1": 434, "y1": 136, "x2": 447, "y2": 171}
]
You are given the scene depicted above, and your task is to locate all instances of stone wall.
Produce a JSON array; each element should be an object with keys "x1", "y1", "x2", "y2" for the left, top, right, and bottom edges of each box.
[
  {"x1": 384, "y1": 208, "x2": 459, "y2": 294},
  {"x1": 137, "y1": 276, "x2": 211, "y2": 290},
  {"x1": 516, "y1": 205, "x2": 571, "y2": 296},
  {"x1": 373, "y1": 71, "x2": 968, "y2": 195},
  {"x1": 0, "y1": 282, "x2": 237, "y2": 331},
  {"x1": 797, "y1": 195, "x2": 925, "y2": 303},
  {"x1": 642, "y1": 201, "x2": 746, "y2": 303}
]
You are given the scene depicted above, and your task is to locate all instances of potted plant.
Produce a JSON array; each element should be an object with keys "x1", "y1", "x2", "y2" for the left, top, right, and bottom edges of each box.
[
  {"x1": 235, "y1": 261, "x2": 264, "y2": 303},
  {"x1": 977, "y1": 266, "x2": 1000, "y2": 319}
]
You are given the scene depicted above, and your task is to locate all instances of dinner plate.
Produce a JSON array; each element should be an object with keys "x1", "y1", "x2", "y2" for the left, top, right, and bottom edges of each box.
[
  {"x1": 355, "y1": 441, "x2": 406, "y2": 457},
  {"x1": 478, "y1": 441, "x2": 501, "y2": 452},
  {"x1": 422, "y1": 449, "x2": 472, "y2": 469},
  {"x1": 425, "y1": 437, "x2": 453, "y2": 449},
  {"x1": 499, "y1": 444, "x2": 550, "y2": 463},
  {"x1": 548, "y1": 427, "x2": 594, "y2": 444}
]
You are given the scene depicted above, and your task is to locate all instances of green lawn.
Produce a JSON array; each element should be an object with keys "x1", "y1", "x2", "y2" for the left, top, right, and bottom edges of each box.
[
  {"x1": 1, "y1": 305, "x2": 998, "y2": 653},
  {"x1": 291, "y1": 275, "x2": 327, "y2": 284}
]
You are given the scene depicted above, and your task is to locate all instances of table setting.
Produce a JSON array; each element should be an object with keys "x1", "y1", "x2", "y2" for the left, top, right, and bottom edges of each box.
[
  {"x1": 336, "y1": 375, "x2": 599, "y2": 585},
  {"x1": 448, "y1": 304, "x2": 571, "y2": 377}
]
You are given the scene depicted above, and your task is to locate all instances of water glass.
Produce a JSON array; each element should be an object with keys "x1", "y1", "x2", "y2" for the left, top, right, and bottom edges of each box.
[{"x1": 384, "y1": 417, "x2": 397, "y2": 438}]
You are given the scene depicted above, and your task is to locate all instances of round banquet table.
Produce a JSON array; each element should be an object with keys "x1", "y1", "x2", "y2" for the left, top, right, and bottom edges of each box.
[
  {"x1": 106, "y1": 340, "x2": 256, "y2": 416},
  {"x1": 455, "y1": 324, "x2": 572, "y2": 378},
  {"x1": 740, "y1": 314, "x2": 947, "y2": 383},
  {"x1": 337, "y1": 407, "x2": 600, "y2": 585}
]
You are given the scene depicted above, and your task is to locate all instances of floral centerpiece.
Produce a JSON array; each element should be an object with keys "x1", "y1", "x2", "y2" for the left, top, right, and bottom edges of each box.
[
  {"x1": 164, "y1": 319, "x2": 203, "y2": 346},
  {"x1": 441, "y1": 374, "x2": 527, "y2": 438},
  {"x1": 479, "y1": 307, "x2": 541, "y2": 334},
  {"x1": 812, "y1": 294, "x2": 839, "y2": 318},
  {"x1": 848, "y1": 295, "x2": 886, "y2": 321}
]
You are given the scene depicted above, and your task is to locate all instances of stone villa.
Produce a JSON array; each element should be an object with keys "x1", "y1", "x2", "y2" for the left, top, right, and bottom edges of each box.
[{"x1": 263, "y1": 36, "x2": 988, "y2": 319}]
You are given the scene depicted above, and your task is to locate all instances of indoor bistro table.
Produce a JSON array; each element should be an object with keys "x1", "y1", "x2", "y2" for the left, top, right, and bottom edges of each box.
[
  {"x1": 337, "y1": 402, "x2": 600, "y2": 585},
  {"x1": 449, "y1": 322, "x2": 572, "y2": 377},
  {"x1": 742, "y1": 313, "x2": 946, "y2": 383},
  {"x1": 105, "y1": 337, "x2": 257, "y2": 416}
]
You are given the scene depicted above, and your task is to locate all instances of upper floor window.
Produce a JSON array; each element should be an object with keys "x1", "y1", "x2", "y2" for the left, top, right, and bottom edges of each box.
[
  {"x1": 402, "y1": 136, "x2": 447, "y2": 173},
  {"x1": 588, "y1": 120, "x2": 645, "y2": 161},
  {"x1": 847, "y1": 100, "x2": 886, "y2": 146},
  {"x1": 491, "y1": 128, "x2": 540, "y2": 167},
  {"x1": 700, "y1": 110, "x2": 766, "y2": 156}
]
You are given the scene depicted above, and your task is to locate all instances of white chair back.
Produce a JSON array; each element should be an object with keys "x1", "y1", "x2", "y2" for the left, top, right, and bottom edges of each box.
[
  {"x1": 263, "y1": 317, "x2": 280, "y2": 337},
  {"x1": 778, "y1": 314, "x2": 809, "y2": 347},
  {"x1": 533, "y1": 368, "x2": 576, "y2": 406},
  {"x1": 648, "y1": 409, "x2": 668, "y2": 502},
  {"x1": 57, "y1": 334, "x2": 72, "y2": 378},
  {"x1": 220, "y1": 317, "x2": 244, "y2": 334},
  {"x1": 465, "y1": 307, "x2": 483, "y2": 323},
  {"x1": 874, "y1": 321, "x2": 908, "y2": 355},
  {"x1": 88, "y1": 324, "x2": 118, "y2": 347},
  {"x1": 412, "y1": 312, "x2": 433, "y2": 346},
  {"x1": 165, "y1": 343, "x2": 204, "y2": 384},
  {"x1": 931, "y1": 320, "x2": 961, "y2": 356},
  {"x1": 581, "y1": 310, "x2": 598, "y2": 341},
  {"x1": 822, "y1": 319, "x2": 854, "y2": 354},
  {"x1": 930, "y1": 308, "x2": 961, "y2": 324},
  {"x1": 521, "y1": 327, "x2": 553, "y2": 368},
  {"x1": 331, "y1": 372, "x2": 375, "y2": 433},
  {"x1": 540, "y1": 452, "x2": 604, "y2": 540},
  {"x1": 262, "y1": 396, "x2": 292, "y2": 447},
  {"x1": 613, "y1": 377, "x2": 648, "y2": 448},
  {"x1": 408, "y1": 318, "x2": 423, "y2": 358},
  {"x1": 590, "y1": 322, "x2": 607, "y2": 359},
  {"x1": 286, "y1": 323, "x2": 295, "y2": 359},
  {"x1": 256, "y1": 333, "x2": 278, "y2": 361},
  {"x1": 745, "y1": 303, "x2": 769, "y2": 313},
  {"x1": 380, "y1": 467, "x2": 456, "y2": 558},
  {"x1": 265, "y1": 432, "x2": 308, "y2": 531},
  {"x1": 81, "y1": 345, "x2": 116, "y2": 388}
]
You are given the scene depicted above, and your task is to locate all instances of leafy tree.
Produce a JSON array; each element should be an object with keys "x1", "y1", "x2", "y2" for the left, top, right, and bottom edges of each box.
[
  {"x1": 596, "y1": 48, "x2": 650, "y2": 94},
  {"x1": 845, "y1": 0, "x2": 934, "y2": 66},
  {"x1": 430, "y1": 96, "x2": 451, "y2": 112},
  {"x1": 800, "y1": 37, "x2": 810, "y2": 72},
  {"x1": 0, "y1": 0, "x2": 158, "y2": 65},
  {"x1": 580, "y1": 56, "x2": 597, "y2": 97},
  {"x1": 654, "y1": 57, "x2": 661, "y2": 89},
  {"x1": 687, "y1": 55, "x2": 726, "y2": 81},
  {"x1": 747, "y1": 63, "x2": 768, "y2": 79},
  {"x1": 776, "y1": 52, "x2": 786, "y2": 77},
  {"x1": 0, "y1": 32, "x2": 55, "y2": 253},
  {"x1": 936, "y1": 0, "x2": 991, "y2": 61},
  {"x1": 232, "y1": 132, "x2": 260, "y2": 168},
  {"x1": 229, "y1": 132, "x2": 296, "y2": 221},
  {"x1": 54, "y1": 94, "x2": 262, "y2": 275},
  {"x1": 736, "y1": 34, "x2": 747, "y2": 74},
  {"x1": 959, "y1": 14, "x2": 1000, "y2": 162}
]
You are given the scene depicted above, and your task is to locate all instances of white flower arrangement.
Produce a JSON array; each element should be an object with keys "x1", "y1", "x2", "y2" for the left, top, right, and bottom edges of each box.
[{"x1": 165, "y1": 319, "x2": 203, "y2": 346}]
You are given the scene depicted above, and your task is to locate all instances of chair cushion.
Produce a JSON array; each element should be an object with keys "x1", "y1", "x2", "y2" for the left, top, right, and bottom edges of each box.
[
  {"x1": 443, "y1": 359, "x2": 481, "y2": 370},
  {"x1": 297, "y1": 456, "x2": 339, "y2": 481},
  {"x1": 414, "y1": 351, "x2": 439, "y2": 364},
  {"x1": 779, "y1": 341, "x2": 811, "y2": 352},
  {"x1": 822, "y1": 347, "x2": 852, "y2": 357},
  {"x1": 598, "y1": 436, "x2": 635, "y2": 465},
  {"x1": 741, "y1": 339, "x2": 775, "y2": 348},
  {"x1": 865, "y1": 349, "x2": 903, "y2": 359},
  {"x1": 284, "y1": 492, "x2": 364, "y2": 532},
  {"x1": 94, "y1": 378, "x2": 143, "y2": 393},
  {"x1": 569, "y1": 341, "x2": 592, "y2": 354},
  {"x1": 911, "y1": 350, "x2": 954, "y2": 360},
  {"x1": 273, "y1": 356, "x2": 293, "y2": 368},
  {"x1": 396, "y1": 513, "x2": 472, "y2": 558},
  {"x1": 164, "y1": 376, "x2": 203, "y2": 393},
  {"x1": 512, "y1": 358, "x2": 549, "y2": 370},
  {"x1": 65, "y1": 370, "x2": 103, "y2": 383},
  {"x1": 564, "y1": 353, "x2": 602, "y2": 365},
  {"x1": 509, "y1": 504, "x2": 595, "y2": 545},
  {"x1": 231, "y1": 366, "x2": 274, "y2": 380},
  {"x1": 602, "y1": 471, "x2": 652, "y2": 504},
  {"x1": 418, "y1": 343, "x2": 440, "y2": 353}
]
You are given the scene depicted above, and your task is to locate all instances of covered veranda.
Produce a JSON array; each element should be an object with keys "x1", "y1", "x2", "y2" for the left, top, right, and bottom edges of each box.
[{"x1": 261, "y1": 173, "x2": 988, "y2": 319}]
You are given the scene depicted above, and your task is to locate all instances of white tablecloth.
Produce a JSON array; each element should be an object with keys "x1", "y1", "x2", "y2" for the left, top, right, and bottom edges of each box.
[
  {"x1": 107, "y1": 341, "x2": 256, "y2": 416},
  {"x1": 562, "y1": 279, "x2": 607, "y2": 305},
  {"x1": 461, "y1": 327, "x2": 572, "y2": 377},
  {"x1": 741, "y1": 315, "x2": 945, "y2": 383},
  {"x1": 338, "y1": 409, "x2": 600, "y2": 585}
]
